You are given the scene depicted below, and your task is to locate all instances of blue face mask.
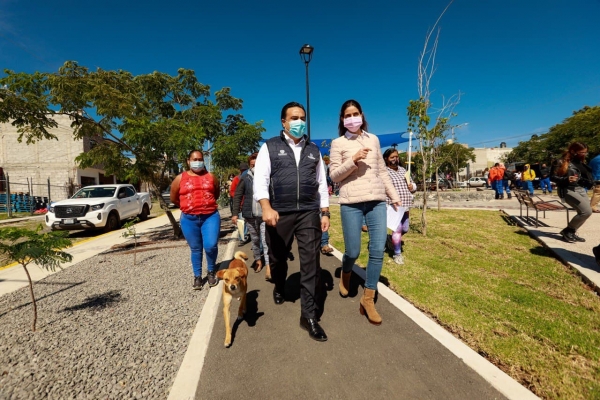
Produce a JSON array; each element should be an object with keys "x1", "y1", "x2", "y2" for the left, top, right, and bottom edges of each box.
[
  {"x1": 190, "y1": 161, "x2": 204, "y2": 171},
  {"x1": 287, "y1": 120, "x2": 306, "y2": 139}
]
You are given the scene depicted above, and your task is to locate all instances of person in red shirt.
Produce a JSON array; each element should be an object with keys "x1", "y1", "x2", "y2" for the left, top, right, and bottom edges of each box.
[
  {"x1": 229, "y1": 162, "x2": 248, "y2": 199},
  {"x1": 170, "y1": 150, "x2": 221, "y2": 289}
]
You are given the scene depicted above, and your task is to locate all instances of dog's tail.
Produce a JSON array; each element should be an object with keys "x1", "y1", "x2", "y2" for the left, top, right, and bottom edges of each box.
[{"x1": 234, "y1": 251, "x2": 249, "y2": 261}]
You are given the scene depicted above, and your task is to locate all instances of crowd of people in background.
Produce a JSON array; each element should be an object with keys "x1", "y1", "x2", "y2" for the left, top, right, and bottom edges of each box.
[{"x1": 170, "y1": 100, "x2": 600, "y2": 341}]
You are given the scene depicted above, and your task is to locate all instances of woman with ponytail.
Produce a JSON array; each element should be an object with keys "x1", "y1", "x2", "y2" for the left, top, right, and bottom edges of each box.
[{"x1": 552, "y1": 142, "x2": 593, "y2": 243}]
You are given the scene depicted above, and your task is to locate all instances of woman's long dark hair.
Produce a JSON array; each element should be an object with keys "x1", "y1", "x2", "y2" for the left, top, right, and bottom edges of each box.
[
  {"x1": 383, "y1": 148, "x2": 398, "y2": 167},
  {"x1": 338, "y1": 99, "x2": 369, "y2": 136},
  {"x1": 556, "y1": 142, "x2": 587, "y2": 176}
]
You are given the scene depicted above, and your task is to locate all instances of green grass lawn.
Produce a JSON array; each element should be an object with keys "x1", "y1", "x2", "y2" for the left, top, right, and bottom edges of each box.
[
  {"x1": 328, "y1": 207, "x2": 600, "y2": 400},
  {"x1": 0, "y1": 212, "x2": 33, "y2": 220}
]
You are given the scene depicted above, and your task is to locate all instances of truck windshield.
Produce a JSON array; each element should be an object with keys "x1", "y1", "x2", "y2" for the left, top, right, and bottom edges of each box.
[{"x1": 72, "y1": 187, "x2": 117, "y2": 199}]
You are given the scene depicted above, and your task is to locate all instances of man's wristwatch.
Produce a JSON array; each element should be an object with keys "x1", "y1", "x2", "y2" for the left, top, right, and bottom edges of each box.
[{"x1": 321, "y1": 211, "x2": 331, "y2": 218}]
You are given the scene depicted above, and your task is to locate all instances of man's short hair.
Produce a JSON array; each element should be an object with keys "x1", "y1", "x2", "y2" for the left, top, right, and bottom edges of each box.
[
  {"x1": 280, "y1": 102, "x2": 305, "y2": 120},
  {"x1": 239, "y1": 162, "x2": 249, "y2": 171}
]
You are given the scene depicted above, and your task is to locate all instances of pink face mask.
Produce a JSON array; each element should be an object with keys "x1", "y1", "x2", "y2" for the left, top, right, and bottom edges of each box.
[{"x1": 344, "y1": 116, "x2": 363, "y2": 133}]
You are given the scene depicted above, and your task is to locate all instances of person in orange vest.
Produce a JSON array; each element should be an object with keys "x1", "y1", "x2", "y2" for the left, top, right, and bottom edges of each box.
[{"x1": 489, "y1": 163, "x2": 504, "y2": 199}]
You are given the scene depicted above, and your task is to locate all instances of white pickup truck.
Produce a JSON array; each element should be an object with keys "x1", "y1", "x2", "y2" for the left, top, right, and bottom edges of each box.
[{"x1": 45, "y1": 184, "x2": 152, "y2": 232}]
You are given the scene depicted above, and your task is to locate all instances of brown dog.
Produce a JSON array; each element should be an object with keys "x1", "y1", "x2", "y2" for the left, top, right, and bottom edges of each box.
[{"x1": 216, "y1": 251, "x2": 249, "y2": 347}]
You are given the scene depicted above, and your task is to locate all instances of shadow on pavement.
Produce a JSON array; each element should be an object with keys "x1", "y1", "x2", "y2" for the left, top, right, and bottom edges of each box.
[{"x1": 0, "y1": 280, "x2": 86, "y2": 318}]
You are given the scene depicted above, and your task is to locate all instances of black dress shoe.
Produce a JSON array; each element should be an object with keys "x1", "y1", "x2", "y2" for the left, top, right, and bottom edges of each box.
[
  {"x1": 300, "y1": 317, "x2": 327, "y2": 342},
  {"x1": 273, "y1": 289, "x2": 285, "y2": 305}
]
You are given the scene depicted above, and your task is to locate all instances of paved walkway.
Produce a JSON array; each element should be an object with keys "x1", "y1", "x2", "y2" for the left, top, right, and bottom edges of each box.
[
  {"x1": 192, "y1": 241, "x2": 522, "y2": 400},
  {"x1": 174, "y1": 193, "x2": 598, "y2": 400}
]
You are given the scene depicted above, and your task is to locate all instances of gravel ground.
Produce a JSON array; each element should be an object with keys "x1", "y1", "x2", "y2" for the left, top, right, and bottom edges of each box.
[{"x1": 0, "y1": 214, "x2": 235, "y2": 400}]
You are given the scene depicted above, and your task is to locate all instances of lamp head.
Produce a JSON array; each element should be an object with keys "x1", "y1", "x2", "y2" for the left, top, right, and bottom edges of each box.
[{"x1": 299, "y1": 44, "x2": 314, "y2": 63}]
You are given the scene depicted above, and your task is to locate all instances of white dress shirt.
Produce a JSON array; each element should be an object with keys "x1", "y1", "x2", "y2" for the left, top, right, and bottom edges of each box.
[{"x1": 253, "y1": 132, "x2": 329, "y2": 209}]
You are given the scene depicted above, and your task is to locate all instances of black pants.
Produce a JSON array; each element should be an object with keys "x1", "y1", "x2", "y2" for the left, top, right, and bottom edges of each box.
[{"x1": 265, "y1": 209, "x2": 322, "y2": 319}]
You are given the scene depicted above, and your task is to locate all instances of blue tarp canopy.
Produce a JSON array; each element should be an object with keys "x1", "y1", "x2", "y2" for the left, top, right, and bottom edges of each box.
[{"x1": 312, "y1": 132, "x2": 410, "y2": 155}]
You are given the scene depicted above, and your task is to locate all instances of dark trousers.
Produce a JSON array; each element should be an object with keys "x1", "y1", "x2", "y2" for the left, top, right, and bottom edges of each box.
[{"x1": 265, "y1": 209, "x2": 322, "y2": 319}]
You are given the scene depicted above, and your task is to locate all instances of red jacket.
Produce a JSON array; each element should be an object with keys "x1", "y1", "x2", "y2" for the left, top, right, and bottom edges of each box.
[{"x1": 229, "y1": 175, "x2": 241, "y2": 197}]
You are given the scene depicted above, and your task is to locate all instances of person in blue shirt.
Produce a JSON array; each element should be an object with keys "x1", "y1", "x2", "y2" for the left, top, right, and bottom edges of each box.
[
  {"x1": 589, "y1": 154, "x2": 600, "y2": 213},
  {"x1": 592, "y1": 154, "x2": 600, "y2": 267}
]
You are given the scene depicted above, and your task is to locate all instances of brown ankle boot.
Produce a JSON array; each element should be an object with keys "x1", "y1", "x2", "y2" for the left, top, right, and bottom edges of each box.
[
  {"x1": 359, "y1": 288, "x2": 382, "y2": 325},
  {"x1": 339, "y1": 271, "x2": 351, "y2": 297}
]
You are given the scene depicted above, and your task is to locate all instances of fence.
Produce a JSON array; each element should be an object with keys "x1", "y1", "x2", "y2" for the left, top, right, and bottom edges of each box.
[{"x1": 0, "y1": 174, "x2": 64, "y2": 217}]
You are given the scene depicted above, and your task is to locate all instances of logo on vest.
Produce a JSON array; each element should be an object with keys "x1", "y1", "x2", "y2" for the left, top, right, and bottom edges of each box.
[
  {"x1": 279, "y1": 149, "x2": 287, "y2": 156},
  {"x1": 307, "y1": 153, "x2": 316, "y2": 160}
]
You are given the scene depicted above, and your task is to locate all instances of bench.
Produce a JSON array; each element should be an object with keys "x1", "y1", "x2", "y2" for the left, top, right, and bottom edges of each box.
[{"x1": 513, "y1": 190, "x2": 572, "y2": 227}]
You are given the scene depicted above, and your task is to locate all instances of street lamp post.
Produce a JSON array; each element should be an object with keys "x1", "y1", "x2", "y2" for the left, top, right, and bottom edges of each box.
[{"x1": 299, "y1": 44, "x2": 314, "y2": 141}]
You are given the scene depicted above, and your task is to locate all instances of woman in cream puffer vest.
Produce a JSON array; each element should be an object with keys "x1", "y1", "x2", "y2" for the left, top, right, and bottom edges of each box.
[{"x1": 329, "y1": 99, "x2": 401, "y2": 326}]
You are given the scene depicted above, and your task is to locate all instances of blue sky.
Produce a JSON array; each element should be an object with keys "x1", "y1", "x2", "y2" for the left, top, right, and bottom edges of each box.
[{"x1": 1, "y1": 0, "x2": 599, "y2": 151}]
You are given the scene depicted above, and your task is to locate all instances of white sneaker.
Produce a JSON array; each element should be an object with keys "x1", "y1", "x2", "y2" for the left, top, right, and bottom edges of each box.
[{"x1": 393, "y1": 254, "x2": 404, "y2": 265}]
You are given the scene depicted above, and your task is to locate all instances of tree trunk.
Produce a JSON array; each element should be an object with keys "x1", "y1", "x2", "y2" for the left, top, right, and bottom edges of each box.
[
  {"x1": 150, "y1": 184, "x2": 181, "y2": 239},
  {"x1": 23, "y1": 265, "x2": 37, "y2": 332},
  {"x1": 165, "y1": 210, "x2": 182, "y2": 239},
  {"x1": 133, "y1": 234, "x2": 137, "y2": 265},
  {"x1": 437, "y1": 167, "x2": 441, "y2": 211},
  {"x1": 421, "y1": 163, "x2": 428, "y2": 236}
]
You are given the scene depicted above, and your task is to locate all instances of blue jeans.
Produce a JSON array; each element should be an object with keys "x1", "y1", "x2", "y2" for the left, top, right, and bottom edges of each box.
[
  {"x1": 502, "y1": 179, "x2": 511, "y2": 194},
  {"x1": 321, "y1": 230, "x2": 329, "y2": 247},
  {"x1": 492, "y1": 180, "x2": 503, "y2": 196},
  {"x1": 540, "y1": 177, "x2": 552, "y2": 193},
  {"x1": 180, "y1": 211, "x2": 221, "y2": 277},
  {"x1": 340, "y1": 201, "x2": 387, "y2": 290},
  {"x1": 320, "y1": 211, "x2": 329, "y2": 247},
  {"x1": 522, "y1": 181, "x2": 534, "y2": 195}
]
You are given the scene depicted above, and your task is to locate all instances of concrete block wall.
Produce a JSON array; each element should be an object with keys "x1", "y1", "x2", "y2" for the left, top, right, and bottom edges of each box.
[{"x1": 0, "y1": 115, "x2": 109, "y2": 201}]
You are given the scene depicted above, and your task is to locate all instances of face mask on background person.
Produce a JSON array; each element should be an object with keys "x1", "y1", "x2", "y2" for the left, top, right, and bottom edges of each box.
[
  {"x1": 344, "y1": 116, "x2": 363, "y2": 133},
  {"x1": 190, "y1": 161, "x2": 204, "y2": 171},
  {"x1": 287, "y1": 119, "x2": 306, "y2": 138}
]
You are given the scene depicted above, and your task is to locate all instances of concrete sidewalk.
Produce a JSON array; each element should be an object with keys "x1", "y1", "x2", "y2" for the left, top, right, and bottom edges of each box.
[
  {"x1": 503, "y1": 204, "x2": 600, "y2": 290},
  {"x1": 188, "y1": 241, "x2": 536, "y2": 400},
  {"x1": 0, "y1": 210, "x2": 182, "y2": 297}
]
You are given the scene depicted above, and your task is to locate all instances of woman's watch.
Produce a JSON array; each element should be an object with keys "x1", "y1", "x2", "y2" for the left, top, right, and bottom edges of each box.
[{"x1": 321, "y1": 211, "x2": 331, "y2": 218}]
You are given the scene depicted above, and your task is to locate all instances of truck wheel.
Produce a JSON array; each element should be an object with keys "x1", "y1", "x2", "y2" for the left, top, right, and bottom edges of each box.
[
  {"x1": 139, "y1": 204, "x2": 150, "y2": 221},
  {"x1": 104, "y1": 212, "x2": 120, "y2": 233}
]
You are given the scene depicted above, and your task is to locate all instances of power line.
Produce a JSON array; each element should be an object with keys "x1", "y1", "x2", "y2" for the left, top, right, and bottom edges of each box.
[
  {"x1": 467, "y1": 131, "x2": 545, "y2": 146},
  {"x1": 0, "y1": 31, "x2": 55, "y2": 70}
]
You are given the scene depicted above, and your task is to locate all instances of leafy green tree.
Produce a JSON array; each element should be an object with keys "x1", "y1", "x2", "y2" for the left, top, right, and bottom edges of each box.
[
  {"x1": 437, "y1": 142, "x2": 476, "y2": 181},
  {"x1": 0, "y1": 62, "x2": 265, "y2": 236},
  {"x1": 504, "y1": 106, "x2": 600, "y2": 164},
  {"x1": 0, "y1": 226, "x2": 72, "y2": 331}
]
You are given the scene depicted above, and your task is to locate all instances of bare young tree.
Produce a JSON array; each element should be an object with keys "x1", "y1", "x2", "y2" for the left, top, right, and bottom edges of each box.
[{"x1": 407, "y1": 0, "x2": 460, "y2": 234}]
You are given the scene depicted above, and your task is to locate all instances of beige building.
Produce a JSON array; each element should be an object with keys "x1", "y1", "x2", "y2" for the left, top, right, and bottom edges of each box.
[
  {"x1": 0, "y1": 114, "x2": 114, "y2": 202},
  {"x1": 468, "y1": 146, "x2": 513, "y2": 176}
]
